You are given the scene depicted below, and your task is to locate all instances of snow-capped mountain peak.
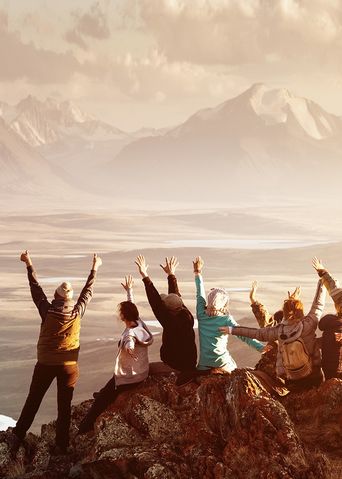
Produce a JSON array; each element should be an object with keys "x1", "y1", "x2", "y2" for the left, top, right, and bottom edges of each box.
[
  {"x1": 3, "y1": 96, "x2": 128, "y2": 146},
  {"x1": 248, "y1": 84, "x2": 337, "y2": 139},
  {"x1": 58, "y1": 100, "x2": 92, "y2": 125},
  {"x1": 168, "y1": 83, "x2": 340, "y2": 141}
]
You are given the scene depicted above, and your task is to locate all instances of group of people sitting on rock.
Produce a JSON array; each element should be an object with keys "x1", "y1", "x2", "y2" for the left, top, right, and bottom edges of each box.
[{"x1": 7, "y1": 251, "x2": 342, "y2": 456}]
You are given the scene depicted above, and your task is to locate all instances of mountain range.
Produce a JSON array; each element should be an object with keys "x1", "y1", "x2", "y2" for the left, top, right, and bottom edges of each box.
[{"x1": 1, "y1": 84, "x2": 341, "y2": 203}]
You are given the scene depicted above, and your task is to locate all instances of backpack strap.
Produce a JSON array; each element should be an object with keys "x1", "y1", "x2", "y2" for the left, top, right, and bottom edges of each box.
[{"x1": 278, "y1": 321, "x2": 303, "y2": 344}]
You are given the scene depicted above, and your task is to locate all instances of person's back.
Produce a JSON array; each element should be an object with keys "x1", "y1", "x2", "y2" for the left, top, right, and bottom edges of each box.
[
  {"x1": 221, "y1": 267, "x2": 326, "y2": 391},
  {"x1": 115, "y1": 318, "x2": 153, "y2": 385},
  {"x1": 319, "y1": 314, "x2": 342, "y2": 379},
  {"x1": 193, "y1": 256, "x2": 264, "y2": 373},
  {"x1": 135, "y1": 255, "x2": 197, "y2": 377},
  {"x1": 78, "y1": 276, "x2": 153, "y2": 434},
  {"x1": 37, "y1": 299, "x2": 82, "y2": 365},
  {"x1": 313, "y1": 257, "x2": 342, "y2": 380},
  {"x1": 159, "y1": 304, "x2": 196, "y2": 371},
  {"x1": 9, "y1": 251, "x2": 101, "y2": 455}
]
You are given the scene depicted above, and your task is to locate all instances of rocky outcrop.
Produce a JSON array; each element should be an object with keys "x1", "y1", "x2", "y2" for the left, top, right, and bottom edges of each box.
[{"x1": 0, "y1": 367, "x2": 341, "y2": 479}]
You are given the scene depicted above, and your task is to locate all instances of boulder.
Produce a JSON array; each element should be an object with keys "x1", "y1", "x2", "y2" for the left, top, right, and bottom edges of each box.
[{"x1": 0, "y1": 369, "x2": 341, "y2": 478}]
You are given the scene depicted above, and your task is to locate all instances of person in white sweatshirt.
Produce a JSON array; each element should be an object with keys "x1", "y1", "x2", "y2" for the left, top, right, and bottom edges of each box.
[{"x1": 78, "y1": 275, "x2": 153, "y2": 434}]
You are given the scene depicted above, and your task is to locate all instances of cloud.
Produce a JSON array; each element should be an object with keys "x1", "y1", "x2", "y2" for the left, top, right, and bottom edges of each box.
[
  {"x1": 65, "y1": 2, "x2": 110, "y2": 49},
  {"x1": 120, "y1": 0, "x2": 342, "y2": 68},
  {"x1": 64, "y1": 29, "x2": 88, "y2": 50},
  {"x1": 0, "y1": 9, "x2": 102, "y2": 84},
  {"x1": 107, "y1": 48, "x2": 249, "y2": 103}
]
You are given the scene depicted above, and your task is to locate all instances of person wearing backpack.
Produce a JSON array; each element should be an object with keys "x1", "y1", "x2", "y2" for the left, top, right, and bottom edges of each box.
[
  {"x1": 312, "y1": 257, "x2": 342, "y2": 380},
  {"x1": 219, "y1": 266, "x2": 326, "y2": 391}
]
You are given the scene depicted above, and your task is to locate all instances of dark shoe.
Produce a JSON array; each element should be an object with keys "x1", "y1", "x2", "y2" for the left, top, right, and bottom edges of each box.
[
  {"x1": 176, "y1": 371, "x2": 194, "y2": 387},
  {"x1": 92, "y1": 392, "x2": 100, "y2": 399}
]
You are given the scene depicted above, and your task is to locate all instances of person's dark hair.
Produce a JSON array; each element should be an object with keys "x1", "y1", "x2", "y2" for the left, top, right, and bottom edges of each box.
[
  {"x1": 118, "y1": 301, "x2": 139, "y2": 324},
  {"x1": 273, "y1": 310, "x2": 284, "y2": 324}
]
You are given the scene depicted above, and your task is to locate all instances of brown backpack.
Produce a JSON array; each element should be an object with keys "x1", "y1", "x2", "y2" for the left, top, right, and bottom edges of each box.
[{"x1": 279, "y1": 323, "x2": 313, "y2": 380}]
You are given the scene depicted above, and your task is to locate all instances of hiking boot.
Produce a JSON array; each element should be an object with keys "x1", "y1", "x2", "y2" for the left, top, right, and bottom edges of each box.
[{"x1": 6, "y1": 430, "x2": 23, "y2": 458}]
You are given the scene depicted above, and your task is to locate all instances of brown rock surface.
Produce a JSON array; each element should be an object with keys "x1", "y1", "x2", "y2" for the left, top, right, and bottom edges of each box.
[{"x1": 0, "y1": 367, "x2": 341, "y2": 479}]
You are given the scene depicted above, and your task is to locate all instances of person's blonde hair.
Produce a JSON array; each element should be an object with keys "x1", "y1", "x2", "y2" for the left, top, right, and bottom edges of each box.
[{"x1": 283, "y1": 299, "x2": 304, "y2": 322}]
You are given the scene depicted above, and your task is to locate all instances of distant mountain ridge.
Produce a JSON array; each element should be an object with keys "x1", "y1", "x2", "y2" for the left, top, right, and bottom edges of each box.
[
  {"x1": 106, "y1": 83, "x2": 342, "y2": 199},
  {"x1": 0, "y1": 95, "x2": 128, "y2": 147},
  {"x1": 1, "y1": 84, "x2": 341, "y2": 202}
]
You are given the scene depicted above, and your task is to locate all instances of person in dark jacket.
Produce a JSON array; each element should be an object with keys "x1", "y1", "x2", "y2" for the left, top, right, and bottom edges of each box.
[
  {"x1": 9, "y1": 250, "x2": 102, "y2": 455},
  {"x1": 135, "y1": 255, "x2": 197, "y2": 385},
  {"x1": 313, "y1": 257, "x2": 342, "y2": 379}
]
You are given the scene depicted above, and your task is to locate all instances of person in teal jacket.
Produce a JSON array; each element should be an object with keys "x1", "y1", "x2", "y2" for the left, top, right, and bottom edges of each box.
[{"x1": 193, "y1": 256, "x2": 264, "y2": 372}]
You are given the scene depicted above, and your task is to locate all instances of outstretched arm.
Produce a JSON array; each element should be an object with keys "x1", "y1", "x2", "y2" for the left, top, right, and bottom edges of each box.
[
  {"x1": 219, "y1": 323, "x2": 279, "y2": 344},
  {"x1": 20, "y1": 250, "x2": 50, "y2": 321},
  {"x1": 160, "y1": 256, "x2": 181, "y2": 296},
  {"x1": 135, "y1": 254, "x2": 167, "y2": 326},
  {"x1": 121, "y1": 274, "x2": 134, "y2": 303},
  {"x1": 228, "y1": 316, "x2": 265, "y2": 352},
  {"x1": 74, "y1": 254, "x2": 102, "y2": 318}
]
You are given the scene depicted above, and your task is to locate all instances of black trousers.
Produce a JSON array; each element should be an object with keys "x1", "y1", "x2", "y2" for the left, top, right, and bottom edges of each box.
[
  {"x1": 79, "y1": 376, "x2": 140, "y2": 432},
  {"x1": 14, "y1": 362, "x2": 79, "y2": 448}
]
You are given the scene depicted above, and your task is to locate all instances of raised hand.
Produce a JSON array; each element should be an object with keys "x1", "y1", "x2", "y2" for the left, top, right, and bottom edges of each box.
[
  {"x1": 288, "y1": 286, "x2": 301, "y2": 300},
  {"x1": 121, "y1": 274, "x2": 134, "y2": 291},
  {"x1": 160, "y1": 256, "x2": 179, "y2": 276},
  {"x1": 135, "y1": 254, "x2": 149, "y2": 278},
  {"x1": 250, "y1": 281, "x2": 258, "y2": 304},
  {"x1": 92, "y1": 253, "x2": 102, "y2": 271},
  {"x1": 312, "y1": 257, "x2": 325, "y2": 272},
  {"x1": 193, "y1": 256, "x2": 204, "y2": 274},
  {"x1": 20, "y1": 250, "x2": 32, "y2": 266}
]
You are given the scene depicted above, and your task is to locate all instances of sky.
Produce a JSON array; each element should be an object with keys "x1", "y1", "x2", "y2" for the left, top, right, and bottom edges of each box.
[{"x1": 0, "y1": 0, "x2": 341, "y2": 130}]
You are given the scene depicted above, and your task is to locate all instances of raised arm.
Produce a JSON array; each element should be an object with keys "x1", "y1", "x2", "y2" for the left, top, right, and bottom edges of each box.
[
  {"x1": 305, "y1": 278, "x2": 326, "y2": 324},
  {"x1": 160, "y1": 256, "x2": 181, "y2": 296},
  {"x1": 135, "y1": 254, "x2": 167, "y2": 325},
  {"x1": 193, "y1": 256, "x2": 207, "y2": 319},
  {"x1": 249, "y1": 281, "x2": 274, "y2": 328},
  {"x1": 20, "y1": 250, "x2": 50, "y2": 321},
  {"x1": 74, "y1": 254, "x2": 101, "y2": 318},
  {"x1": 313, "y1": 257, "x2": 342, "y2": 308},
  {"x1": 121, "y1": 274, "x2": 134, "y2": 303}
]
